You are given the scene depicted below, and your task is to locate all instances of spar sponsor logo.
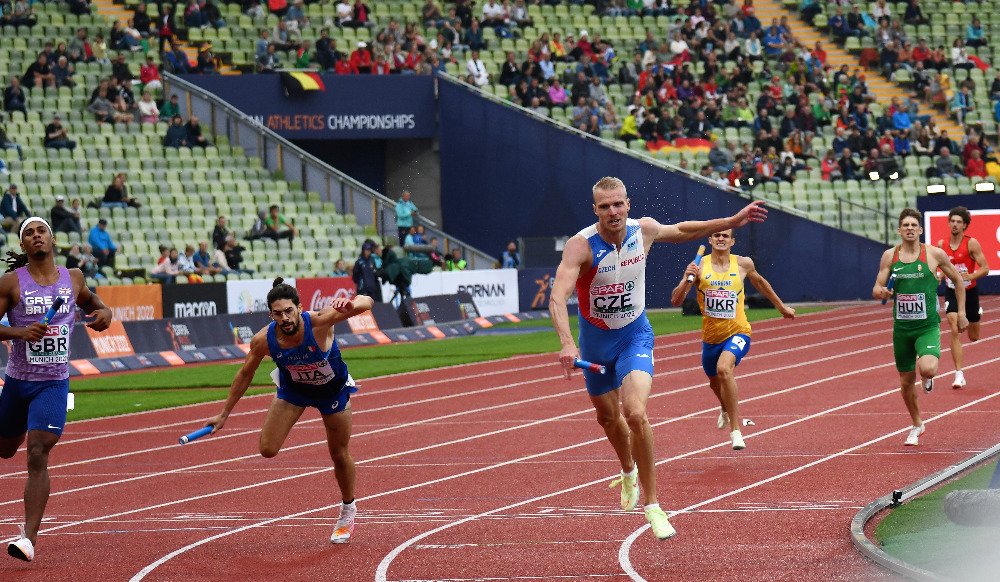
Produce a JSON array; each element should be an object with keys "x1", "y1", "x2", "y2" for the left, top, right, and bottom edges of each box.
[
  {"x1": 173, "y1": 301, "x2": 219, "y2": 318},
  {"x1": 591, "y1": 281, "x2": 635, "y2": 314},
  {"x1": 309, "y1": 287, "x2": 354, "y2": 311}
]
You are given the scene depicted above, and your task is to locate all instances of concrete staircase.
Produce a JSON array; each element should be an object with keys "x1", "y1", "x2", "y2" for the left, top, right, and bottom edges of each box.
[
  {"x1": 89, "y1": 0, "x2": 235, "y2": 74},
  {"x1": 752, "y1": 0, "x2": 963, "y2": 137}
]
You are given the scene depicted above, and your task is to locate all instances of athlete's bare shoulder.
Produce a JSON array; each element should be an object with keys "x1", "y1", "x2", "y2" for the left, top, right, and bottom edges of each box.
[
  {"x1": 248, "y1": 327, "x2": 270, "y2": 356},
  {"x1": 561, "y1": 234, "x2": 592, "y2": 265}
]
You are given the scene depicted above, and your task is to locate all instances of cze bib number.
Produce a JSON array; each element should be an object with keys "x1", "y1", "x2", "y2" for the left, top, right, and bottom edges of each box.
[
  {"x1": 945, "y1": 264, "x2": 970, "y2": 289},
  {"x1": 896, "y1": 293, "x2": 928, "y2": 320},
  {"x1": 285, "y1": 360, "x2": 336, "y2": 386},
  {"x1": 704, "y1": 289, "x2": 738, "y2": 320},
  {"x1": 28, "y1": 324, "x2": 70, "y2": 364}
]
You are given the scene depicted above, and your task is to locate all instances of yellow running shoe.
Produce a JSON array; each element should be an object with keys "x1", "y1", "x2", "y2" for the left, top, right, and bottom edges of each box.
[
  {"x1": 644, "y1": 505, "x2": 676, "y2": 540},
  {"x1": 609, "y1": 467, "x2": 639, "y2": 511}
]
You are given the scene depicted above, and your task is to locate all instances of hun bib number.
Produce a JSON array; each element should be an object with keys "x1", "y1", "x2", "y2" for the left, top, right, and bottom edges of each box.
[
  {"x1": 704, "y1": 289, "x2": 738, "y2": 320},
  {"x1": 946, "y1": 264, "x2": 970, "y2": 289},
  {"x1": 896, "y1": 293, "x2": 927, "y2": 320},
  {"x1": 28, "y1": 324, "x2": 70, "y2": 364},
  {"x1": 285, "y1": 360, "x2": 336, "y2": 386}
]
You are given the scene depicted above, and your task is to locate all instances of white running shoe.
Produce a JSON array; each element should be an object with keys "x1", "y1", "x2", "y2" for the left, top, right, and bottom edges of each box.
[
  {"x1": 609, "y1": 467, "x2": 639, "y2": 512},
  {"x1": 730, "y1": 429, "x2": 746, "y2": 450},
  {"x1": 7, "y1": 525, "x2": 33, "y2": 562},
  {"x1": 952, "y1": 370, "x2": 966, "y2": 389},
  {"x1": 716, "y1": 408, "x2": 729, "y2": 430},
  {"x1": 922, "y1": 378, "x2": 934, "y2": 393},
  {"x1": 904, "y1": 424, "x2": 925, "y2": 446},
  {"x1": 330, "y1": 502, "x2": 356, "y2": 544}
]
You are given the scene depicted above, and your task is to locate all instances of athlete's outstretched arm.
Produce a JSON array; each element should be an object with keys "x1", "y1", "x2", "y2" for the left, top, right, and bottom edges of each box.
[
  {"x1": 741, "y1": 256, "x2": 795, "y2": 318},
  {"x1": 310, "y1": 294, "x2": 375, "y2": 328},
  {"x1": 670, "y1": 263, "x2": 700, "y2": 306},
  {"x1": 872, "y1": 249, "x2": 894, "y2": 301},
  {"x1": 207, "y1": 331, "x2": 268, "y2": 433},
  {"x1": 644, "y1": 200, "x2": 768, "y2": 243},
  {"x1": 550, "y1": 235, "x2": 589, "y2": 380},
  {"x1": 932, "y1": 246, "x2": 968, "y2": 332}
]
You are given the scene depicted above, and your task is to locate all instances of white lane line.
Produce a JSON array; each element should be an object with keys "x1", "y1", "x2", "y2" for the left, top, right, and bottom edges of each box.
[
  {"x1": 130, "y1": 339, "x2": 1000, "y2": 581},
  {"x1": 617, "y1": 378, "x2": 1000, "y2": 581},
  {"x1": 0, "y1": 315, "x2": 897, "y2": 480},
  {"x1": 0, "y1": 321, "x2": 913, "y2": 498}
]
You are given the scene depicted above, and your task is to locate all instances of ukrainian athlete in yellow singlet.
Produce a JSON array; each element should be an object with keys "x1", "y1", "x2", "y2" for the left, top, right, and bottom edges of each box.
[{"x1": 671, "y1": 229, "x2": 794, "y2": 450}]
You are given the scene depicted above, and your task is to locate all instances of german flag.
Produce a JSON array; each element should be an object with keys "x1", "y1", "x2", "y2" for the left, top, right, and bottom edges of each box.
[
  {"x1": 645, "y1": 137, "x2": 713, "y2": 154},
  {"x1": 280, "y1": 72, "x2": 326, "y2": 97}
]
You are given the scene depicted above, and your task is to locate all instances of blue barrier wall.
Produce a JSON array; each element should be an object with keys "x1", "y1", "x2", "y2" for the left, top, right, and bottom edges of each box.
[
  {"x1": 438, "y1": 81, "x2": 889, "y2": 306},
  {"x1": 180, "y1": 75, "x2": 436, "y2": 139}
]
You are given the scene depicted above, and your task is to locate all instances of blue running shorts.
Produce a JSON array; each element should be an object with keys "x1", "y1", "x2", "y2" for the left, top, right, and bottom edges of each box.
[
  {"x1": 701, "y1": 334, "x2": 752, "y2": 377},
  {"x1": 0, "y1": 376, "x2": 70, "y2": 438},
  {"x1": 579, "y1": 320, "x2": 655, "y2": 397}
]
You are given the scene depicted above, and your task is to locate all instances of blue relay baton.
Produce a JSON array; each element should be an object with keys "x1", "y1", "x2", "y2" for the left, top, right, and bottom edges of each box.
[
  {"x1": 574, "y1": 359, "x2": 606, "y2": 375},
  {"x1": 687, "y1": 245, "x2": 706, "y2": 282},
  {"x1": 178, "y1": 426, "x2": 213, "y2": 445},
  {"x1": 40, "y1": 296, "x2": 66, "y2": 325},
  {"x1": 881, "y1": 273, "x2": 896, "y2": 305}
]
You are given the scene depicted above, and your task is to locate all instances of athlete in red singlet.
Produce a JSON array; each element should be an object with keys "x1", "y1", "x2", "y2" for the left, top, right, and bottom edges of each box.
[{"x1": 936, "y1": 206, "x2": 989, "y2": 388}]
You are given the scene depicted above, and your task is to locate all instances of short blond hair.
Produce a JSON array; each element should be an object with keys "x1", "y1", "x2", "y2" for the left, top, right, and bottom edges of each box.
[{"x1": 592, "y1": 176, "x2": 627, "y2": 197}]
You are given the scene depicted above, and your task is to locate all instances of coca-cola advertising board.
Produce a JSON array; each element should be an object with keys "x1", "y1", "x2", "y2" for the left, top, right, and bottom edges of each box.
[{"x1": 294, "y1": 277, "x2": 356, "y2": 310}]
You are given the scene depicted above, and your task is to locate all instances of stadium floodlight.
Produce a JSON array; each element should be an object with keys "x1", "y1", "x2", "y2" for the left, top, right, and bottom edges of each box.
[
  {"x1": 868, "y1": 171, "x2": 880, "y2": 181},
  {"x1": 926, "y1": 184, "x2": 947, "y2": 195},
  {"x1": 974, "y1": 182, "x2": 996, "y2": 193}
]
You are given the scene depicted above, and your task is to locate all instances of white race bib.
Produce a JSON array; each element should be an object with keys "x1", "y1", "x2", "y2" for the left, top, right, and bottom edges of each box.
[
  {"x1": 704, "y1": 289, "x2": 738, "y2": 320},
  {"x1": 896, "y1": 293, "x2": 927, "y2": 320},
  {"x1": 27, "y1": 324, "x2": 70, "y2": 364},
  {"x1": 284, "y1": 360, "x2": 336, "y2": 386}
]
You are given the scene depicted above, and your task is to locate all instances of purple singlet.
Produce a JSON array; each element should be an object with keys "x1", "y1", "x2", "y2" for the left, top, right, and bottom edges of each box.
[{"x1": 5, "y1": 266, "x2": 76, "y2": 381}]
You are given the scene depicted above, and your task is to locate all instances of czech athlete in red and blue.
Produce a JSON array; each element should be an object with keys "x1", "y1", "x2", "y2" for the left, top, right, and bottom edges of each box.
[{"x1": 575, "y1": 218, "x2": 654, "y2": 395}]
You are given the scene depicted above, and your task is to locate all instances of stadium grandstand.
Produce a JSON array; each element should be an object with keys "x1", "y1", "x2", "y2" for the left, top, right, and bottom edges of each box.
[{"x1": 0, "y1": 0, "x2": 998, "y2": 285}]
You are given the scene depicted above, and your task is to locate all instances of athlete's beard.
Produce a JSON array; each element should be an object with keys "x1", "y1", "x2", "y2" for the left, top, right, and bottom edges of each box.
[
  {"x1": 29, "y1": 246, "x2": 50, "y2": 260},
  {"x1": 279, "y1": 316, "x2": 302, "y2": 336}
]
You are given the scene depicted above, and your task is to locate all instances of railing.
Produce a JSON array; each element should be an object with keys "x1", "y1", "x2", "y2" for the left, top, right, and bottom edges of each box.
[
  {"x1": 837, "y1": 197, "x2": 887, "y2": 242},
  {"x1": 161, "y1": 72, "x2": 497, "y2": 270},
  {"x1": 436, "y1": 74, "x2": 809, "y2": 219}
]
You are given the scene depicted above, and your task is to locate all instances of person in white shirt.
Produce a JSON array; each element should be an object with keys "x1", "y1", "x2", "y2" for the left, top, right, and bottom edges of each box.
[
  {"x1": 482, "y1": 0, "x2": 506, "y2": 26},
  {"x1": 466, "y1": 50, "x2": 490, "y2": 86},
  {"x1": 335, "y1": 1, "x2": 352, "y2": 26},
  {"x1": 137, "y1": 91, "x2": 159, "y2": 124}
]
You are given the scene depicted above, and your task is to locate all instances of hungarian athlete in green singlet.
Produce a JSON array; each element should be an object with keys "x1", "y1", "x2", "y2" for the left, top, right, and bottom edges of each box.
[{"x1": 873, "y1": 208, "x2": 968, "y2": 446}]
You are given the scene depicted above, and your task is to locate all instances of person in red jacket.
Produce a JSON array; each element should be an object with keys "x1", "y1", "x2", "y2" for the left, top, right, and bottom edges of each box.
[
  {"x1": 349, "y1": 41, "x2": 372, "y2": 73},
  {"x1": 965, "y1": 149, "x2": 987, "y2": 177},
  {"x1": 139, "y1": 55, "x2": 162, "y2": 92}
]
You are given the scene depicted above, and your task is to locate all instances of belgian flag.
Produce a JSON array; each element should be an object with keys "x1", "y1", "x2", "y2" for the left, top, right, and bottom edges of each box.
[{"x1": 281, "y1": 72, "x2": 325, "y2": 98}]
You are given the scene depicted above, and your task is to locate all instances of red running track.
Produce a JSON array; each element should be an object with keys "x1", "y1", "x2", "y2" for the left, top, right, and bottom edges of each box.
[{"x1": 2, "y1": 302, "x2": 999, "y2": 581}]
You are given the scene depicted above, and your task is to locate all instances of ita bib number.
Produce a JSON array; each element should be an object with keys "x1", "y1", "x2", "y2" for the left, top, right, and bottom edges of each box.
[
  {"x1": 28, "y1": 324, "x2": 70, "y2": 364},
  {"x1": 896, "y1": 293, "x2": 927, "y2": 320},
  {"x1": 285, "y1": 360, "x2": 336, "y2": 385},
  {"x1": 946, "y1": 264, "x2": 970, "y2": 289},
  {"x1": 704, "y1": 289, "x2": 738, "y2": 319}
]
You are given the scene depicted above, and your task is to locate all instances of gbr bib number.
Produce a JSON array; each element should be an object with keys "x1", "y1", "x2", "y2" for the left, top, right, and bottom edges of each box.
[
  {"x1": 285, "y1": 360, "x2": 336, "y2": 385},
  {"x1": 28, "y1": 325, "x2": 70, "y2": 364},
  {"x1": 896, "y1": 293, "x2": 927, "y2": 320},
  {"x1": 704, "y1": 289, "x2": 738, "y2": 320}
]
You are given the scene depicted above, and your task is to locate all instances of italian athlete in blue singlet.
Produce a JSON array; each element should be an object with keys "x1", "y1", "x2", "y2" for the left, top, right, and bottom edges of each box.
[
  {"x1": 207, "y1": 278, "x2": 374, "y2": 545},
  {"x1": 549, "y1": 177, "x2": 768, "y2": 542}
]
